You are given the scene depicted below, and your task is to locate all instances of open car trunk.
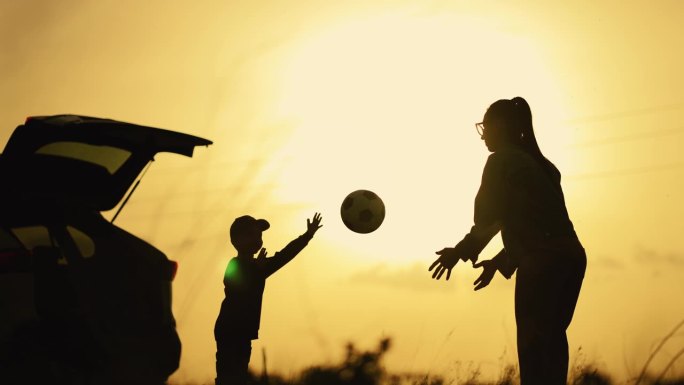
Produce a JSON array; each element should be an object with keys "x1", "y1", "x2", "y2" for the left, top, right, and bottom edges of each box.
[{"x1": 1, "y1": 115, "x2": 212, "y2": 211}]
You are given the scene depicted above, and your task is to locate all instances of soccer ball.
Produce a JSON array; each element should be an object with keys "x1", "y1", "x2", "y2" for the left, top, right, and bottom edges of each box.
[{"x1": 340, "y1": 189, "x2": 385, "y2": 234}]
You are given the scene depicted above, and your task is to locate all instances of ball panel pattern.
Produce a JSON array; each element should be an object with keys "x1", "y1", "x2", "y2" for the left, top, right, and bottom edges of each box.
[{"x1": 340, "y1": 189, "x2": 385, "y2": 234}]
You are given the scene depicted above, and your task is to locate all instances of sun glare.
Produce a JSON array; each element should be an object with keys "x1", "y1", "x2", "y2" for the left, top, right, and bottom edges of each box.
[{"x1": 269, "y1": 12, "x2": 573, "y2": 263}]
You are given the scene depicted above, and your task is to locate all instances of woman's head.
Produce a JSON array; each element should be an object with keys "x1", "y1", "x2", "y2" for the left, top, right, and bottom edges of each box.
[{"x1": 479, "y1": 96, "x2": 542, "y2": 158}]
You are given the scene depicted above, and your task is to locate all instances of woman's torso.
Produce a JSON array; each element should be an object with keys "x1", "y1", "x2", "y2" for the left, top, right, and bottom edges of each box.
[{"x1": 475, "y1": 145, "x2": 580, "y2": 257}]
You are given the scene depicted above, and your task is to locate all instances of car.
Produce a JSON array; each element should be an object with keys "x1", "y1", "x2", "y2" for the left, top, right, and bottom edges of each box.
[{"x1": 0, "y1": 115, "x2": 212, "y2": 385}]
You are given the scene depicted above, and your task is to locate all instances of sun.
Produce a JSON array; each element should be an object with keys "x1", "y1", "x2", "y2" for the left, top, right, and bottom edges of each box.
[{"x1": 266, "y1": 11, "x2": 572, "y2": 263}]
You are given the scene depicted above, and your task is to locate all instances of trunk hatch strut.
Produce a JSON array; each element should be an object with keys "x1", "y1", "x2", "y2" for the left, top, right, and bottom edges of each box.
[{"x1": 111, "y1": 160, "x2": 153, "y2": 224}]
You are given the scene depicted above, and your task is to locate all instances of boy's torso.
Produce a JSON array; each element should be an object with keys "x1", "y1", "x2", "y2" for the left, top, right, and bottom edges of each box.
[{"x1": 215, "y1": 257, "x2": 266, "y2": 341}]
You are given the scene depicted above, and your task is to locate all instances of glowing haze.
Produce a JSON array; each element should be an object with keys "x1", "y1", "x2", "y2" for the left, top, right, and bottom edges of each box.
[{"x1": 1, "y1": 1, "x2": 683, "y2": 382}]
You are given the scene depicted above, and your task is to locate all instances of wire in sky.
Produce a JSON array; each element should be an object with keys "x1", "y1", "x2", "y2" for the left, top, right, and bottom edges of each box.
[
  {"x1": 564, "y1": 103, "x2": 684, "y2": 126},
  {"x1": 568, "y1": 126, "x2": 684, "y2": 148},
  {"x1": 566, "y1": 161, "x2": 684, "y2": 180}
]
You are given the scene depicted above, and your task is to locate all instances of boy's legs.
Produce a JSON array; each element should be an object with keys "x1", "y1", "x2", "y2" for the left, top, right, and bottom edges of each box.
[{"x1": 215, "y1": 338, "x2": 252, "y2": 385}]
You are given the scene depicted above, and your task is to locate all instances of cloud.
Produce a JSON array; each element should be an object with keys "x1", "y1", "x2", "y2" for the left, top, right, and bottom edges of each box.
[
  {"x1": 591, "y1": 255, "x2": 625, "y2": 270},
  {"x1": 634, "y1": 246, "x2": 684, "y2": 268},
  {"x1": 348, "y1": 262, "x2": 459, "y2": 292}
]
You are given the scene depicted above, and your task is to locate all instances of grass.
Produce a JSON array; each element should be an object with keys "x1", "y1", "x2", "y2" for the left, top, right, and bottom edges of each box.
[{"x1": 171, "y1": 320, "x2": 684, "y2": 385}]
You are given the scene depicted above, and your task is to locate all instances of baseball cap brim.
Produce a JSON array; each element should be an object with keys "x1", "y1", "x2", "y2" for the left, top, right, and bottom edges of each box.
[{"x1": 254, "y1": 218, "x2": 270, "y2": 231}]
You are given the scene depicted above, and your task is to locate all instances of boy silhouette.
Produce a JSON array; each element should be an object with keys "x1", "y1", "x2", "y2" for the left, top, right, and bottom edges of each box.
[{"x1": 214, "y1": 212, "x2": 322, "y2": 385}]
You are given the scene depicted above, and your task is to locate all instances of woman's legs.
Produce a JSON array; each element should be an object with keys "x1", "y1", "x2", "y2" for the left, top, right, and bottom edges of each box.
[{"x1": 515, "y1": 246, "x2": 586, "y2": 385}]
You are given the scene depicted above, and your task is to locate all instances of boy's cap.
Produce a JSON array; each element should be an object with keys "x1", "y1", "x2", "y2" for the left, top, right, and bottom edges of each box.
[{"x1": 230, "y1": 215, "x2": 270, "y2": 239}]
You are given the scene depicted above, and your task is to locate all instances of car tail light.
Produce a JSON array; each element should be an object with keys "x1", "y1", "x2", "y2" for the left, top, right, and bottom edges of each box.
[
  {"x1": 168, "y1": 260, "x2": 178, "y2": 281},
  {"x1": 0, "y1": 249, "x2": 32, "y2": 272}
]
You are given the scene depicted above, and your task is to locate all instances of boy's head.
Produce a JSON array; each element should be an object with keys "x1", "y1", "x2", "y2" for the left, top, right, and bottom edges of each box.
[{"x1": 230, "y1": 215, "x2": 270, "y2": 255}]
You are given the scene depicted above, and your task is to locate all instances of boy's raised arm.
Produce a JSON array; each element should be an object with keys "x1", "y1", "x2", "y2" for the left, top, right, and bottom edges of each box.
[{"x1": 263, "y1": 213, "x2": 322, "y2": 277}]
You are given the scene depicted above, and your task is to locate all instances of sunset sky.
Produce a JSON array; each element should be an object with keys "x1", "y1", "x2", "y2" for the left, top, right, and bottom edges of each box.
[{"x1": 1, "y1": 0, "x2": 683, "y2": 382}]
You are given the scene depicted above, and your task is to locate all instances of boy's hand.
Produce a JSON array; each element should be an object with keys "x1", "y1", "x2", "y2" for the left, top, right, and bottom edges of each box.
[
  {"x1": 256, "y1": 248, "x2": 268, "y2": 265},
  {"x1": 306, "y1": 212, "x2": 323, "y2": 237}
]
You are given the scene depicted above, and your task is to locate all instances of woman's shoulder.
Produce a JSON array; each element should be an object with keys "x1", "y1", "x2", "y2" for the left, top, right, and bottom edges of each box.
[
  {"x1": 487, "y1": 146, "x2": 530, "y2": 167},
  {"x1": 489, "y1": 147, "x2": 561, "y2": 180}
]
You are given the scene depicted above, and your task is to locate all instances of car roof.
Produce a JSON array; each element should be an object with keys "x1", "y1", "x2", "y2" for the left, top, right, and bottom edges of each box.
[{"x1": 1, "y1": 114, "x2": 213, "y2": 211}]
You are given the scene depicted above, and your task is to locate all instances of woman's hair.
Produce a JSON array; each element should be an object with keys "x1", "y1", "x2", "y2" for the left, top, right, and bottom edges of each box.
[
  {"x1": 485, "y1": 97, "x2": 559, "y2": 179},
  {"x1": 485, "y1": 97, "x2": 540, "y2": 155}
]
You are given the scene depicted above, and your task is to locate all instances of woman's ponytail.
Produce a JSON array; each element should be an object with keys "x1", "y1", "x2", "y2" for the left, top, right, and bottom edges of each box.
[
  {"x1": 511, "y1": 96, "x2": 544, "y2": 161},
  {"x1": 510, "y1": 97, "x2": 559, "y2": 180}
]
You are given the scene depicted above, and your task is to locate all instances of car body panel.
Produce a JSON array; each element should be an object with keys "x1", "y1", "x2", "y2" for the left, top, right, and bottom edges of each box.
[{"x1": 0, "y1": 115, "x2": 210, "y2": 384}]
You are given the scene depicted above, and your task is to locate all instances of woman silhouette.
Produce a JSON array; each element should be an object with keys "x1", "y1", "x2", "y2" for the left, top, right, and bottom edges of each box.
[{"x1": 429, "y1": 97, "x2": 586, "y2": 385}]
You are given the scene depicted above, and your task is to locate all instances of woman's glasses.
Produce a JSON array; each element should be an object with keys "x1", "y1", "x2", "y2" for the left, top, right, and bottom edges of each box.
[{"x1": 475, "y1": 122, "x2": 485, "y2": 136}]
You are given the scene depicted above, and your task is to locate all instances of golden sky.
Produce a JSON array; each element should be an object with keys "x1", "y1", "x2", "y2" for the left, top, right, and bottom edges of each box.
[{"x1": 2, "y1": 0, "x2": 683, "y2": 382}]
